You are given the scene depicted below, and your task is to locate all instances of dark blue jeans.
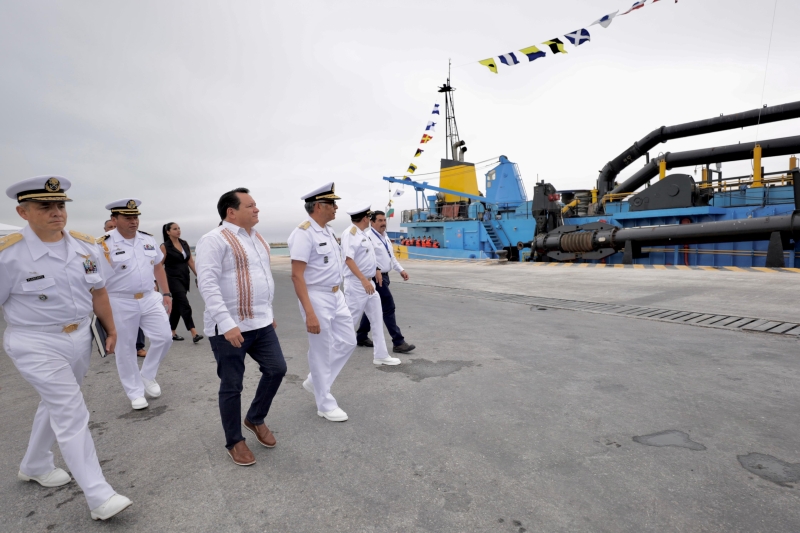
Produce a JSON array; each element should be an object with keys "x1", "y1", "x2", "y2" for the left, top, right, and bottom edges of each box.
[
  {"x1": 357, "y1": 273, "x2": 405, "y2": 347},
  {"x1": 209, "y1": 325, "x2": 286, "y2": 449}
]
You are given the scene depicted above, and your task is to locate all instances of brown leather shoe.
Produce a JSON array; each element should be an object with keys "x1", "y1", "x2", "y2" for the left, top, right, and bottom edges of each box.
[
  {"x1": 137, "y1": 349, "x2": 147, "y2": 357},
  {"x1": 227, "y1": 441, "x2": 256, "y2": 466},
  {"x1": 243, "y1": 419, "x2": 276, "y2": 448}
]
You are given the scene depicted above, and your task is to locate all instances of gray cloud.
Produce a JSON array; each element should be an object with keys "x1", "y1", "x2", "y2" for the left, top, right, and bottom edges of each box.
[{"x1": 1, "y1": 0, "x2": 798, "y2": 243}]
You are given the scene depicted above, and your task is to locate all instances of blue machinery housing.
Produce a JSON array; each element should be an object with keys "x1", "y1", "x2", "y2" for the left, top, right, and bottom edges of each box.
[{"x1": 386, "y1": 101, "x2": 800, "y2": 268}]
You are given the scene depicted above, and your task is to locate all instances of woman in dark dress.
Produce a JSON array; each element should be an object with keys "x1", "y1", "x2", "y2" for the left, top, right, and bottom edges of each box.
[{"x1": 160, "y1": 222, "x2": 203, "y2": 343}]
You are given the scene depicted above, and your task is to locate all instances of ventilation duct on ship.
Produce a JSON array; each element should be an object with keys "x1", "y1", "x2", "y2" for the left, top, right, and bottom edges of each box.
[{"x1": 452, "y1": 140, "x2": 466, "y2": 162}]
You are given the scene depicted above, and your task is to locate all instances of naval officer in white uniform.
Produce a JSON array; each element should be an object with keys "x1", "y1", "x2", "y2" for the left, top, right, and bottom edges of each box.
[
  {"x1": 340, "y1": 204, "x2": 400, "y2": 366},
  {"x1": 99, "y1": 199, "x2": 173, "y2": 410},
  {"x1": 356, "y1": 210, "x2": 415, "y2": 353},
  {"x1": 287, "y1": 182, "x2": 356, "y2": 422},
  {"x1": 1, "y1": 177, "x2": 132, "y2": 520}
]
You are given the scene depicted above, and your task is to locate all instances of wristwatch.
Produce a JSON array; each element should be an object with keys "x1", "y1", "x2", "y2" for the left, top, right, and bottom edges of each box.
[{"x1": 162, "y1": 292, "x2": 172, "y2": 298}]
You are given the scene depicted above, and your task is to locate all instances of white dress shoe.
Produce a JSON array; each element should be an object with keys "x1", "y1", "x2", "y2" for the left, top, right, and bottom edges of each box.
[
  {"x1": 18, "y1": 468, "x2": 71, "y2": 487},
  {"x1": 373, "y1": 356, "x2": 401, "y2": 366},
  {"x1": 91, "y1": 494, "x2": 133, "y2": 521},
  {"x1": 317, "y1": 407, "x2": 348, "y2": 422},
  {"x1": 141, "y1": 376, "x2": 161, "y2": 398},
  {"x1": 302, "y1": 377, "x2": 314, "y2": 395},
  {"x1": 131, "y1": 397, "x2": 149, "y2": 410}
]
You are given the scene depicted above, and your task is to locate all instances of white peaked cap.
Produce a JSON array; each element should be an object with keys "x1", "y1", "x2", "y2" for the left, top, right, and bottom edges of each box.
[
  {"x1": 346, "y1": 204, "x2": 372, "y2": 217},
  {"x1": 6, "y1": 176, "x2": 72, "y2": 202},
  {"x1": 105, "y1": 198, "x2": 142, "y2": 215},
  {"x1": 301, "y1": 182, "x2": 341, "y2": 202}
]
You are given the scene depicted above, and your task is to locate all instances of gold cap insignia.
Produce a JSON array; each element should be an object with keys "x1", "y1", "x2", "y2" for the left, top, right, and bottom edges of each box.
[
  {"x1": 45, "y1": 178, "x2": 60, "y2": 192},
  {"x1": 126, "y1": 199, "x2": 137, "y2": 209}
]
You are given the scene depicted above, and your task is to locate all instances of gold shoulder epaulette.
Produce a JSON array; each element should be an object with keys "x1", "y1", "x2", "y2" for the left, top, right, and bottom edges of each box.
[
  {"x1": 298, "y1": 221, "x2": 311, "y2": 230},
  {"x1": 69, "y1": 230, "x2": 95, "y2": 244},
  {"x1": 0, "y1": 232, "x2": 23, "y2": 252},
  {"x1": 349, "y1": 226, "x2": 357, "y2": 235},
  {"x1": 138, "y1": 230, "x2": 153, "y2": 236},
  {"x1": 96, "y1": 234, "x2": 110, "y2": 244}
]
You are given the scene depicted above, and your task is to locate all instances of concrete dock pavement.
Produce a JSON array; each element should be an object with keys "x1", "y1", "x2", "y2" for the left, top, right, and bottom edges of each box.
[
  {"x1": 1, "y1": 256, "x2": 799, "y2": 532},
  {"x1": 399, "y1": 258, "x2": 800, "y2": 324}
]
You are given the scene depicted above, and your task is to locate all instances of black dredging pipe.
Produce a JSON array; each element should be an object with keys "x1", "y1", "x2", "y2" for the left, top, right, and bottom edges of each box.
[
  {"x1": 614, "y1": 212, "x2": 799, "y2": 247},
  {"x1": 535, "y1": 212, "x2": 799, "y2": 255},
  {"x1": 610, "y1": 135, "x2": 800, "y2": 196},
  {"x1": 596, "y1": 101, "x2": 800, "y2": 199}
]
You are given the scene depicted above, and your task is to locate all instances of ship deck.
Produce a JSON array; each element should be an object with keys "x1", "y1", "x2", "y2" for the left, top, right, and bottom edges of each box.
[{"x1": 2, "y1": 256, "x2": 799, "y2": 532}]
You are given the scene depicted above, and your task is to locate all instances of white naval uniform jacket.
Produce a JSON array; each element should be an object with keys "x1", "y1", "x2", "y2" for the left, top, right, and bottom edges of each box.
[
  {"x1": 195, "y1": 221, "x2": 275, "y2": 337},
  {"x1": 100, "y1": 229, "x2": 164, "y2": 294},
  {"x1": 365, "y1": 228, "x2": 404, "y2": 274},
  {"x1": 287, "y1": 217, "x2": 344, "y2": 288},
  {"x1": 340, "y1": 224, "x2": 378, "y2": 280},
  {"x1": 0, "y1": 225, "x2": 106, "y2": 327}
]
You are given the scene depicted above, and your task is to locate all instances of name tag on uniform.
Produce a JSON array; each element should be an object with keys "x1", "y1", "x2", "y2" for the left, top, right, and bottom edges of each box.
[
  {"x1": 26, "y1": 275, "x2": 45, "y2": 282},
  {"x1": 318, "y1": 242, "x2": 327, "y2": 247},
  {"x1": 112, "y1": 250, "x2": 130, "y2": 264},
  {"x1": 22, "y1": 276, "x2": 55, "y2": 291}
]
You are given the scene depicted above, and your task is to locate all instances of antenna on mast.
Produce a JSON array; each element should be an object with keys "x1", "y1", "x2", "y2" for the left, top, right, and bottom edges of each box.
[{"x1": 438, "y1": 59, "x2": 463, "y2": 161}]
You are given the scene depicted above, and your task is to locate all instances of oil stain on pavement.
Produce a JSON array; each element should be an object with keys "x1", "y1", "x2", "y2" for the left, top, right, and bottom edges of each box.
[
  {"x1": 376, "y1": 358, "x2": 474, "y2": 382},
  {"x1": 117, "y1": 404, "x2": 169, "y2": 421},
  {"x1": 738, "y1": 453, "x2": 800, "y2": 487},
  {"x1": 632, "y1": 430, "x2": 707, "y2": 451}
]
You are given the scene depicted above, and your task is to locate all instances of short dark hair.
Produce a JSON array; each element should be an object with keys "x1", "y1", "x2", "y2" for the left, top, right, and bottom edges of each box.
[
  {"x1": 350, "y1": 213, "x2": 368, "y2": 223},
  {"x1": 217, "y1": 188, "x2": 250, "y2": 220},
  {"x1": 370, "y1": 210, "x2": 385, "y2": 221}
]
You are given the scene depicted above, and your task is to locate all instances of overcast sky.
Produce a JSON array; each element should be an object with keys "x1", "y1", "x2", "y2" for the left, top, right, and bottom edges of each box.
[{"x1": 1, "y1": 0, "x2": 798, "y2": 242}]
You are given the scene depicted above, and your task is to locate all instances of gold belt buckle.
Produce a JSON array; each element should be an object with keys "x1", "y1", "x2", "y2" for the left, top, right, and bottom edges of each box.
[
  {"x1": 332, "y1": 286, "x2": 339, "y2": 293},
  {"x1": 134, "y1": 293, "x2": 144, "y2": 299},
  {"x1": 62, "y1": 323, "x2": 79, "y2": 334}
]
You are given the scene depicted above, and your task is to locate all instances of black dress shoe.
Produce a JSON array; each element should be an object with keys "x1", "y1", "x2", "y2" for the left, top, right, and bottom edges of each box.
[
  {"x1": 357, "y1": 339, "x2": 374, "y2": 347},
  {"x1": 193, "y1": 334, "x2": 204, "y2": 344},
  {"x1": 393, "y1": 342, "x2": 415, "y2": 353},
  {"x1": 172, "y1": 335, "x2": 185, "y2": 341}
]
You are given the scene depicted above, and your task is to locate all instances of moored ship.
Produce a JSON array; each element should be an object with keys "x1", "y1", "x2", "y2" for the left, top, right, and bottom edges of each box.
[{"x1": 386, "y1": 82, "x2": 800, "y2": 268}]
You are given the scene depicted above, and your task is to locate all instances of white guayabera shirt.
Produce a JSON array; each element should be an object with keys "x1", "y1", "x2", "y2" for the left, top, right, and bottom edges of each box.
[{"x1": 195, "y1": 221, "x2": 274, "y2": 338}]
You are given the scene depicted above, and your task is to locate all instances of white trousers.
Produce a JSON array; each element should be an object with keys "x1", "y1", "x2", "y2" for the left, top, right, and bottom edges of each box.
[
  {"x1": 343, "y1": 278, "x2": 389, "y2": 359},
  {"x1": 109, "y1": 291, "x2": 173, "y2": 400},
  {"x1": 3, "y1": 321, "x2": 116, "y2": 510},
  {"x1": 298, "y1": 290, "x2": 356, "y2": 412}
]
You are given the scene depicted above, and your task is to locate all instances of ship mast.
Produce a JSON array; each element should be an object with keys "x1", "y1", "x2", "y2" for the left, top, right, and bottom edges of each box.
[{"x1": 438, "y1": 60, "x2": 460, "y2": 161}]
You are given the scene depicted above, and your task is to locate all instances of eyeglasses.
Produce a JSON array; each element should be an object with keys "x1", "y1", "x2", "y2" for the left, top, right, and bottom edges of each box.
[{"x1": 319, "y1": 201, "x2": 337, "y2": 206}]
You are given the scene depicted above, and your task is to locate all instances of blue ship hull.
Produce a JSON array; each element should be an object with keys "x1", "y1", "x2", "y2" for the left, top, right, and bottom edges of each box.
[{"x1": 398, "y1": 160, "x2": 799, "y2": 268}]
